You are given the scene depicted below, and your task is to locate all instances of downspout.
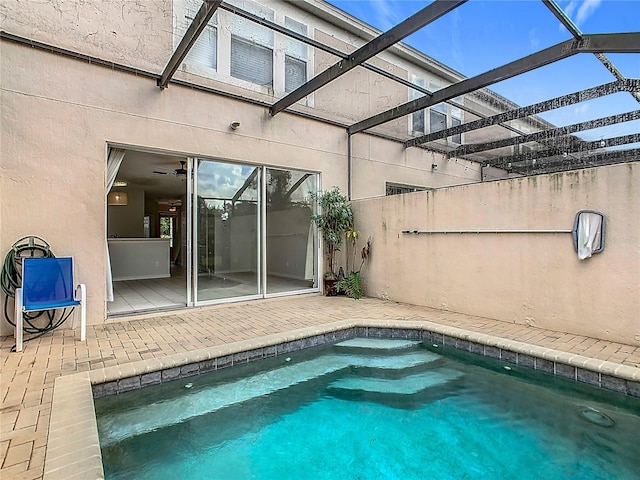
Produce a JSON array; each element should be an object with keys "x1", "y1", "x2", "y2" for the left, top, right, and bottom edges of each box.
[{"x1": 347, "y1": 132, "x2": 352, "y2": 200}]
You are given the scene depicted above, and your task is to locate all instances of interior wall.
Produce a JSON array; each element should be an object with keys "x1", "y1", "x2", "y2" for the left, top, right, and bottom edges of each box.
[
  {"x1": 352, "y1": 162, "x2": 640, "y2": 345},
  {"x1": 145, "y1": 197, "x2": 159, "y2": 238},
  {"x1": 107, "y1": 187, "x2": 145, "y2": 238}
]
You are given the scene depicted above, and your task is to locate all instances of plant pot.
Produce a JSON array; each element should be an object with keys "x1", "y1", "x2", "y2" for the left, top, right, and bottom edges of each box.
[{"x1": 323, "y1": 275, "x2": 338, "y2": 296}]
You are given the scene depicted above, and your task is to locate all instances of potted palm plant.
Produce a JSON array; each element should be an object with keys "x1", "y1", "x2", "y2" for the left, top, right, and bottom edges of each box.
[{"x1": 310, "y1": 187, "x2": 353, "y2": 295}]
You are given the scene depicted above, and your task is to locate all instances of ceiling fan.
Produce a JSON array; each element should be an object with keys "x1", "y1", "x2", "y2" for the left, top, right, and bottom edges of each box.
[{"x1": 153, "y1": 161, "x2": 187, "y2": 176}]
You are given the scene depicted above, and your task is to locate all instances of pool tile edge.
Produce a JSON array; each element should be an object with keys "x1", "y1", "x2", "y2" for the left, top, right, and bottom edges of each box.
[
  {"x1": 87, "y1": 319, "x2": 640, "y2": 393},
  {"x1": 46, "y1": 319, "x2": 640, "y2": 480},
  {"x1": 44, "y1": 372, "x2": 104, "y2": 480}
]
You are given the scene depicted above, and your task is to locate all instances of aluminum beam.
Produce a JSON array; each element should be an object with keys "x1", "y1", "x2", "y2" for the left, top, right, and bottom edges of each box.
[
  {"x1": 231, "y1": 167, "x2": 259, "y2": 203},
  {"x1": 269, "y1": 0, "x2": 467, "y2": 116},
  {"x1": 284, "y1": 173, "x2": 313, "y2": 201},
  {"x1": 595, "y1": 53, "x2": 640, "y2": 104},
  {"x1": 523, "y1": 147, "x2": 640, "y2": 175},
  {"x1": 405, "y1": 80, "x2": 635, "y2": 147},
  {"x1": 486, "y1": 133, "x2": 640, "y2": 169},
  {"x1": 220, "y1": 2, "x2": 527, "y2": 137},
  {"x1": 448, "y1": 110, "x2": 640, "y2": 158},
  {"x1": 158, "y1": 0, "x2": 223, "y2": 89},
  {"x1": 542, "y1": 0, "x2": 640, "y2": 105},
  {"x1": 541, "y1": 0, "x2": 582, "y2": 38},
  {"x1": 350, "y1": 33, "x2": 640, "y2": 135}
]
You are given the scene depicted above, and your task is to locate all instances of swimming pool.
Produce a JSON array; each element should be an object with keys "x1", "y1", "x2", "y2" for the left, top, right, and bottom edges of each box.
[{"x1": 96, "y1": 338, "x2": 640, "y2": 479}]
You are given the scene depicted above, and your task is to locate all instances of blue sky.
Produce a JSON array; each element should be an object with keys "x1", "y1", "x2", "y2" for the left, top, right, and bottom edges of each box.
[{"x1": 325, "y1": 0, "x2": 640, "y2": 142}]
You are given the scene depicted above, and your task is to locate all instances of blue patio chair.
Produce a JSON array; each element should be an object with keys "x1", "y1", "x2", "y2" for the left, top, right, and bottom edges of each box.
[{"x1": 14, "y1": 257, "x2": 86, "y2": 352}]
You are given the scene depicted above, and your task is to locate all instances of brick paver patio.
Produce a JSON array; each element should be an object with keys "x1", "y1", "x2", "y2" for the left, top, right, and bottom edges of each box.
[{"x1": 2, "y1": 294, "x2": 639, "y2": 479}]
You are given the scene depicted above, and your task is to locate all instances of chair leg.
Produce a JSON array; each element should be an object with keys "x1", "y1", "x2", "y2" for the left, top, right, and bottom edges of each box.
[
  {"x1": 74, "y1": 284, "x2": 87, "y2": 342},
  {"x1": 14, "y1": 288, "x2": 23, "y2": 352},
  {"x1": 80, "y1": 284, "x2": 86, "y2": 342}
]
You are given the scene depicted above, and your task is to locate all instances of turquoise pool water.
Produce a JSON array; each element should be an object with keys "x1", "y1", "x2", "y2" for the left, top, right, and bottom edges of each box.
[{"x1": 96, "y1": 339, "x2": 640, "y2": 479}]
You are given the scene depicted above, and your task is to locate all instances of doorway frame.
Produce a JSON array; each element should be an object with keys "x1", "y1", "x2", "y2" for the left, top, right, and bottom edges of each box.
[
  {"x1": 106, "y1": 144, "x2": 321, "y2": 315},
  {"x1": 190, "y1": 159, "x2": 321, "y2": 307}
]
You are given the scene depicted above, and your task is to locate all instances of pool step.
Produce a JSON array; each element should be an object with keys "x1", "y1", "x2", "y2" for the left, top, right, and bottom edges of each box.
[
  {"x1": 334, "y1": 338, "x2": 421, "y2": 350},
  {"x1": 98, "y1": 350, "x2": 441, "y2": 446},
  {"x1": 328, "y1": 368, "x2": 463, "y2": 395}
]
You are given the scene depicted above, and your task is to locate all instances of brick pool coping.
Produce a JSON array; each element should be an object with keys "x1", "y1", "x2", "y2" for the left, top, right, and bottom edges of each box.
[{"x1": 44, "y1": 318, "x2": 640, "y2": 479}]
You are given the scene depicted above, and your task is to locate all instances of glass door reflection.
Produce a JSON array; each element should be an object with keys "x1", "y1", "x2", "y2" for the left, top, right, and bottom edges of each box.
[
  {"x1": 265, "y1": 168, "x2": 318, "y2": 294},
  {"x1": 195, "y1": 160, "x2": 260, "y2": 302}
]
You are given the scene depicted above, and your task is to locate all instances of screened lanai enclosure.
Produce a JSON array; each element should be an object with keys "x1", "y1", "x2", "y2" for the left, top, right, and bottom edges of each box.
[
  {"x1": 97, "y1": 0, "x2": 639, "y2": 315},
  {"x1": 154, "y1": 0, "x2": 639, "y2": 190}
]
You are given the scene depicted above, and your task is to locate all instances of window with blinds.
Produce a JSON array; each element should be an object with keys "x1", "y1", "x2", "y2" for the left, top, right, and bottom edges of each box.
[
  {"x1": 451, "y1": 106, "x2": 462, "y2": 144},
  {"x1": 429, "y1": 82, "x2": 447, "y2": 133},
  {"x1": 230, "y1": 0, "x2": 274, "y2": 87},
  {"x1": 410, "y1": 76, "x2": 426, "y2": 133},
  {"x1": 231, "y1": 37, "x2": 273, "y2": 86},
  {"x1": 185, "y1": 23, "x2": 217, "y2": 70},
  {"x1": 285, "y1": 56, "x2": 306, "y2": 93},
  {"x1": 284, "y1": 16, "x2": 308, "y2": 92},
  {"x1": 182, "y1": 5, "x2": 218, "y2": 71}
]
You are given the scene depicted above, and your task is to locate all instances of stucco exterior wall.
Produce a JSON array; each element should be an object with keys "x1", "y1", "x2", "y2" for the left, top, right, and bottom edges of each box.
[
  {"x1": 0, "y1": 41, "x2": 348, "y2": 333},
  {"x1": 0, "y1": 0, "x2": 172, "y2": 71},
  {"x1": 352, "y1": 162, "x2": 640, "y2": 345},
  {"x1": 313, "y1": 30, "x2": 409, "y2": 130},
  {"x1": 350, "y1": 134, "x2": 482, "y2": 197}
]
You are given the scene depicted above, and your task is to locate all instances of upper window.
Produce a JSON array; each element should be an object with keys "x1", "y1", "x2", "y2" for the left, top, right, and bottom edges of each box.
[
  {"x1": 410, "y1": 78, "x2": 463, "y2": 144},
  {"x1": 231, "y1": 38, "x2": 273, "y2": 87},
  {"x1": 520, "y1": 143, "x2": 536, "y2": 155},
  {"x1": 184, "y1": 11, "x2": 218, "y2": 70},
  {"x1": 410, "y1": 77, "x2": 426, "y2": 133},
  {"x1": 284, "y1": 17, "x2": 308, "y2": 93},
  {"x1": 429, "y1": 104, "x2": 447, "y2": 133},
  {"x1": 177, "y1": 1, "x2": 311, "y2": 95},
  {"x1": 428, "y1": 82, "x2": 446, "y2": 133},
  {"x1": 230, "y1": 0, "x2": 275, "y2": 87},
  {"x1": 450, "y1": 105, "x2": 462, "y2": 144}
]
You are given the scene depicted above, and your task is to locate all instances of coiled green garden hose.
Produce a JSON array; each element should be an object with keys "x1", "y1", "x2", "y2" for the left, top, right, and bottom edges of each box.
[{"x1": 1, "y1": 236, "x2": 74, "y2": 350}]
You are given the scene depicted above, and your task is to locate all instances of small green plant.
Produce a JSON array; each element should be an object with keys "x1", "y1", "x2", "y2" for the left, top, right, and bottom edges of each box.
[
  {"x1": 336, "y1": 270, "x2": 363, "y2": 299},
  {"x1": 336, "y1": 236, "x2": 371, "y2": 300}
]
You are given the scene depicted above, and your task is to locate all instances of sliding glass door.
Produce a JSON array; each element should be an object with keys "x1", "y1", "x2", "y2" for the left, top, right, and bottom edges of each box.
[
  {"x1": 195, "y1": 159, "x2": 261, "y2": 302},
  {"x1": 193, "y1": 160, "x2": 318, "y2": 305},
  {"x1": 265, "y1": 168, "x2": 318, "y2": 294}
]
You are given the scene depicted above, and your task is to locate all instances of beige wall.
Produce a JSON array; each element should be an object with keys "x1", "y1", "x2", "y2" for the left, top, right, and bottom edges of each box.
[
  {"x1": 0, "y1": 0, "x2": 172, "y2": 72},
  {"x1": 0, "y1": 41, "x2": 347, "y2": 334},
  {"x1": 352, "y1": 162, "x2": 640, "y2": 345},
  {"x1": 351, "y1": 135, "x2": 482, "y2": 197}
]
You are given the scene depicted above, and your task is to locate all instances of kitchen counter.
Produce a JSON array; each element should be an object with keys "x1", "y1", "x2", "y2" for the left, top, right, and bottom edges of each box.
[{"x1": 108, "y1": 238, "x2": 170, "y2": 281}]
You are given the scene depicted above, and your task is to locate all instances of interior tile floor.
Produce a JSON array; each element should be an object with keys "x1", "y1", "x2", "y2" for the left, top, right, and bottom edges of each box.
[
  {"x1": 2, "y1": 295, "x2": 639, "y2": 479},
  {"x1": 108, "y1": 269, "x2": 316, "y2": 316},
  {"x1": 108, "y1": 274, "x2": 187, "y2": 316}
]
